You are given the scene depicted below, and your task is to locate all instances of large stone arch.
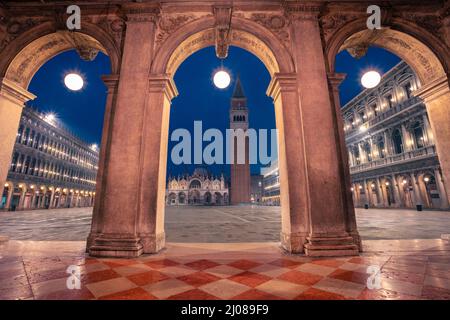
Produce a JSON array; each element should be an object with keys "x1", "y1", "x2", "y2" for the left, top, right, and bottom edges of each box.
[
  {"x1": 138, "y1": 15, "x2": 307, "y2": 258},
  {"x1": 325, "y1": 17, "x2": 450, "y2": 206},
  {"x1": 0, "y1": 20, "x2": 121, "y2": 196},
  {"x1": 325, "y1": 18, "x2": 448, "y2": 85},
  {"x1": 0, "y1": 21, "x2": 121, "y2": 88},
  {"x1": 151, "y1": 16, "x2": 295, "y2": 77}
]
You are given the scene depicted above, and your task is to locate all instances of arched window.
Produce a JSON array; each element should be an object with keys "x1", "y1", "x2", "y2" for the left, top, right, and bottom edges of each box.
[
  {"x1": 386, "y1": 94, "x2": 394, "y2": 109},
  {"x1": 354, "y1": 147, "x2": 360, "y2": 165},
  {"x1": 349, "y1": 117, "x2": 355, "y2": 129},
  {"x1": 23, "y1": 157, "x2": 30, "y2": 174},
  {"x1": 189, "y1": 180, "x2": 201, "y2": 189},
  {"x1": 242, "y1": 115, "x2": 246, "y2": 121},
  {"x1": 370, "y1": 103, "x2": 378, "y2": 117},
  {"x1": 392, "y1": 129, "x2": 403, "y2": 154},
  {"x1": 10, "y1": 152, "x2": 19, "y2": 171},
  {"x1": 412, "y1": 122, "x2": 425, "y2": 148},
  {"x1": 403, "y1": 82, "x2": 412, "y2": 99},
  {"x1": 23, "y1": 128, "x2": 30, "y2": 145},
  {"x1": 363, "y1": 143, "x2": 372, "y2": 162},
  {"x1": 16, "y1": 125, "x2": 24, "y2": 143}
]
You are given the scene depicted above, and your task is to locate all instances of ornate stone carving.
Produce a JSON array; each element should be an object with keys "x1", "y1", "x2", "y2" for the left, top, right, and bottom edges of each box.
[
  {"x1": 83, "y1": 15, "x2": 126, "y2": 52},
  {"x1": 0, "y1": 17, "x2": 40, "y2": 52},
  {"x1": 214, "y1": 6, "x2": 232, "y2": 59},
  {"x1": 251, "y1": 13, "x2": 290, "y2": 48},
  {"x1": 320, "y1": 13, "x2": 359, "y2": 41},
  {"x1": 156, "y1": 15, "x2": 194, "y2": 45}
]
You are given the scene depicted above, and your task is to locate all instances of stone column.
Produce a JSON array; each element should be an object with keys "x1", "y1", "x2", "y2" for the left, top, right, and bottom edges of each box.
[
  {"x1": 136, "y1": 75, "x2": 177, "y2": 254},
  {"x1": 88, "y1": 11, "x2": 159, "y2": 258},
  {"x1": 434, "y1": 168, "x2": 449, "y2": 209},
  {"x1": 86, "y1": 75, "x2": 119, "y2": 251},
  {"x1": 422, "y1": 114, "x2": 433, "y2": 146},
  {"x1": 382, "y1": 131, "x2": 389, "y2": 156},
  {"x1": 375, "y1": 178, "x2": 384, "y2": 207},
  {"x1": 391, "y1": 175, "x2": 402, "y2": 207},
  {"x1": 5, "y1": 185, "x2": 13, "y2": 210},
  {"x1": 363, "y1": 179, "x2": 371, "y2": 206},
  {"x1": 0, "y1": 79, "x2": 35, "y2": 189},
  {"x1": 18, "y1": 186, "x2": 26, "y2": 210},
  {"x1": 415, "y1": 77, "x2": 450, "y2": 204},
  {"x1": 411, "y1": 173, "x2": 423, "y2": 206},
  {"x1": 401, "y1": 124, "x2": 411, "y2": 151},
  {"x1": 267, "y1": 73, "x2": 311, "y2": 253},
  {"x1": 287, "y1": 4, "x2": 359, "y2": 256},
  {"x1": 328, "y1": 73, "x2": 360, "y2": 249}
]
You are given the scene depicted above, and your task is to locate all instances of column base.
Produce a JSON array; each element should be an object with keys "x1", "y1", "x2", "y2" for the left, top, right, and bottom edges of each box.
[
  {"x1": 138, "y1": 232, "x2": 165, "y2": 254},
  {"x1": 304, "y1": 235, "x2": 359, "y2": 257},
  {"x1": 280, "y1": 232, "x2": 308, "y2": 254},
  {"x1": 349, "y1": 231, "x2": 363, "y2": 252},
  {"x1": 88, "y1": 234, "x2": 143, "y2": 258}
]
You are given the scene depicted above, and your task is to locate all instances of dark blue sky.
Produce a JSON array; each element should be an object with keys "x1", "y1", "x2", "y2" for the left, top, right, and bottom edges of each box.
[{"x1": 28, "y1": 46, "x2": 401, "y2": 177}]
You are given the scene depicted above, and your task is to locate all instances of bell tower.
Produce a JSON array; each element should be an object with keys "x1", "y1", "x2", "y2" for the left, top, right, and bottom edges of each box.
[{"x1": 229, "y1": 77, "x2": 250, "y2": 204}]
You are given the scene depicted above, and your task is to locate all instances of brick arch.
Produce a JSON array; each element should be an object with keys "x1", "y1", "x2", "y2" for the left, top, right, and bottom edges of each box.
[
  {"x1": 151, "y1": 16, "x2": 295, "y2": 78},
  {"x1": 0, "y1": 21, "x2": 121, "y2": 89}
]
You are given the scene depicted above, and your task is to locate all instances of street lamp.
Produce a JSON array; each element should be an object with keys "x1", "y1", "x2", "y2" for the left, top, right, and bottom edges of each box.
[
  {"x1": 64, "y1": 73, "x2": 84, "y2": 91},
  {"x1": 361, "y1": 70, "x2": 381, "y2": 89},
  {"x1": 213, "y1": 69, "x2": 231, "y2": 89}
]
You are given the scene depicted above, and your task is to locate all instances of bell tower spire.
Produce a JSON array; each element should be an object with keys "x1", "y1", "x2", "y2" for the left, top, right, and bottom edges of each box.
[{"x1": 229, "y1": 76, "x2": 250, "y2": 204}]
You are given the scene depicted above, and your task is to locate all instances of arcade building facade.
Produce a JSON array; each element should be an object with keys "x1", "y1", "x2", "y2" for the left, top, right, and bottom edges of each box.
[
  {"x1": 0, "y1": 106, "x2": 98, "y2": 211},
  {"x1": 343, "y1": 62, "x2": 449, "y2": 210}
]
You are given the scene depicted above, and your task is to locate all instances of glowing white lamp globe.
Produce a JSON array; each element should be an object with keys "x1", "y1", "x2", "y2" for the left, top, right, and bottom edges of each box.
[
  {"x1": 361, "y1": 71, "x2": 381, "y2": 89},
  {"x1": 213, "y1": 70, "x2": 231, "y2": 89},
  {"x1": 64, "y1": 73, "x2": 84, "y2": 91}
]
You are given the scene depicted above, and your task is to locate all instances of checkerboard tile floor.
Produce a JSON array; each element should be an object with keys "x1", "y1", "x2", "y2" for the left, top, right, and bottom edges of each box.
[{"x1": 1, "y1": 241, "x2": 450, "y2": 300}]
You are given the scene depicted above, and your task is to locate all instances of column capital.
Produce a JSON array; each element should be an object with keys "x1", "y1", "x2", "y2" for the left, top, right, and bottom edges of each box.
[
  {"x1": 101, "y1": 75, "x2": 120, "y2": 92},
  {"x1": 0, "y1": 78, "x2": 36, "y2": 105},
  {"x1": 266, "y1": 73, "x2": 298, "y2": 100},
  {"x1": 148, "y1": 74, "x2": 179, "y2": 101},
  {"x1": 414, "y1": 75, "x2": 449, "y2": 102},
  {"x1": 327, "y1": 73, "x2": 347, "y2": 89}
]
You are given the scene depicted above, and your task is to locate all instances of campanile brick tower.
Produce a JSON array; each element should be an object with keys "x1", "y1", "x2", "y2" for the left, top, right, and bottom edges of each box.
[{"x1": 229, "y1": 77, "x2": 251, "y2": 204}]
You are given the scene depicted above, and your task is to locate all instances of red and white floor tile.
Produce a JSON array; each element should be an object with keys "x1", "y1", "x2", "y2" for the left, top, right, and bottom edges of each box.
[{"x1": 1, "y1": 240, "x2": 450, "y2": 300}]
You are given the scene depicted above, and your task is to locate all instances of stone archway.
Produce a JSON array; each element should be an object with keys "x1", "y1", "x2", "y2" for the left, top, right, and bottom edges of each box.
[
  {"x1": 0, "y1": 16, "x2": 121, "y2": 221},
  {"x1": 324, "y1": 15, "x2": 450, "y2": 207},
  {"x1": 88, "y1": 2, "x2": 364, "y2": 258}
]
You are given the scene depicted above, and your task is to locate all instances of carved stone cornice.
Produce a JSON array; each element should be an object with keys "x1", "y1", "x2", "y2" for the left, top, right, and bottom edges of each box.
[
  {"x1": 122, "y1": 3, "x2": 160, "y2": 24},
  {"x1": 148, "y1": 74, "x2": 178, "y2": 101},
  {"x1": 101, "y1": 75, "x2": 120, "y2": 93},
  {"x1": 0, "y1": 77, "x2": 36, "y2": 105},
  {"x1": 284, "y1": 2, "x2": 323, "y2": 22},
  {"x1": 414, "y1": 75, "x2": 450, "y2": 103},
  {"x1": 266, "y1": 73, "x2": 298, "y2": 100},
  {"x1": 327, "y1": 73, "x2": 347, "y2": 90}
]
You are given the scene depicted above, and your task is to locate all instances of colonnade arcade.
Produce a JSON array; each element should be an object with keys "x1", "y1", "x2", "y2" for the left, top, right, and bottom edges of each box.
[
  {"x1": 2, "y1": 182, "x2": 94, "y2": 211},
  {"x1": 0, "y1": 1, "x2": 448, "y2": 258},
  {"x1": 352, "y1": 169, "x2": 449, "y2": 210}
]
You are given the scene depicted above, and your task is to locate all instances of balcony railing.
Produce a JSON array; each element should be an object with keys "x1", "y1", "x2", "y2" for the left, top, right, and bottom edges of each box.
[{"x1": 349, "y1": 145, "x2": 436, "y2": 173}]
